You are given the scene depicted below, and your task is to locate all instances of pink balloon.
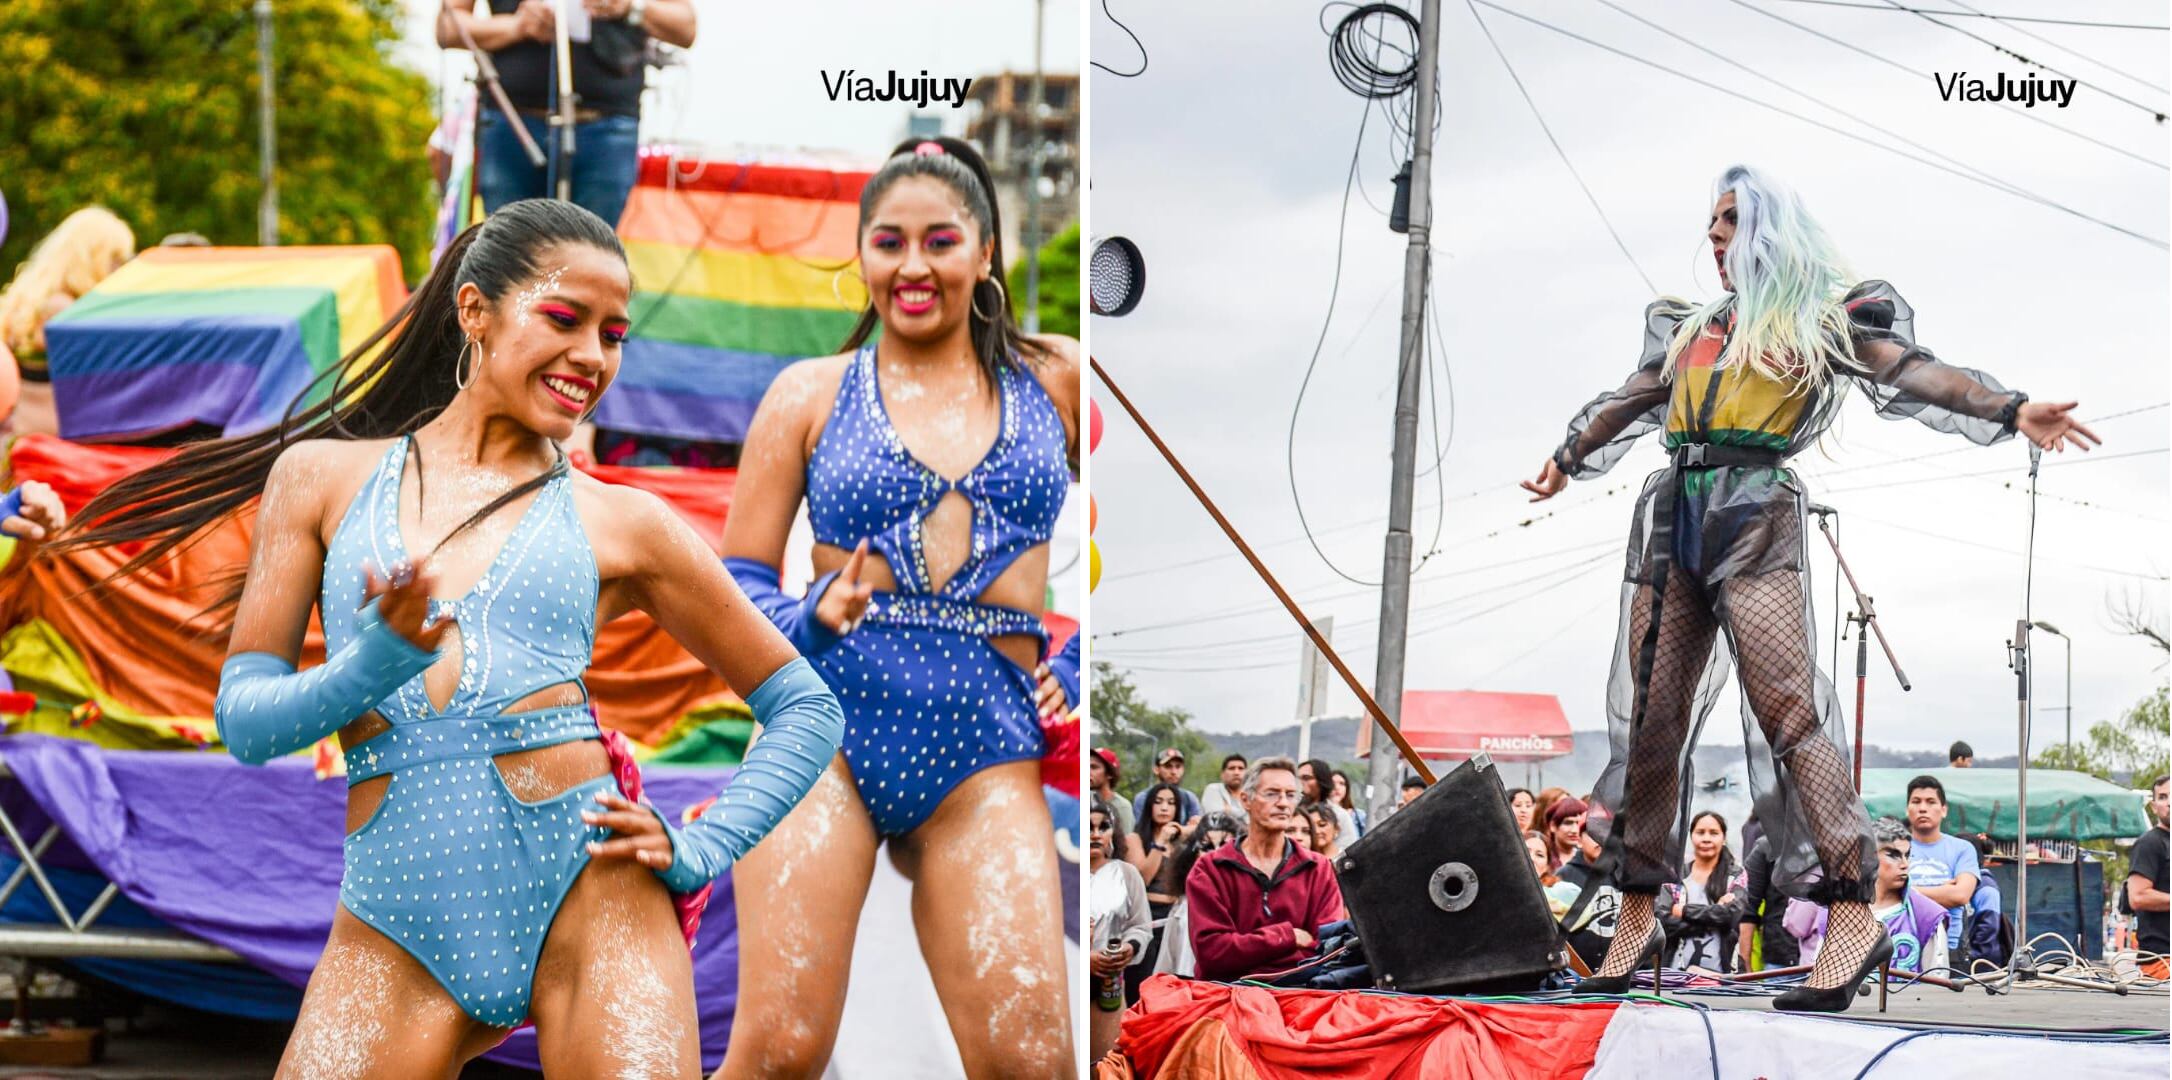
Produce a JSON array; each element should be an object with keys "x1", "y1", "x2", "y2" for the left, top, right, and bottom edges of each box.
[{"x1": 1089, "y1": 398, "x2": 1104, "y2": 454}]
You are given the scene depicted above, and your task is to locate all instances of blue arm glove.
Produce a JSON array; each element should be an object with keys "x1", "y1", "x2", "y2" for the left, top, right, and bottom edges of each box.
[
  {"x1": 723, "y1": 557, "x2": 843, "y2": 657},
  {"x1": 214, "y1": 604, "x2": 436, "y2": 765},
  {"x1": 652, "y1": 656, "x2": 844, "y2": 892},
  {"x1": 1047, "y1": 634, "x2": 1081, "y2": 713}
]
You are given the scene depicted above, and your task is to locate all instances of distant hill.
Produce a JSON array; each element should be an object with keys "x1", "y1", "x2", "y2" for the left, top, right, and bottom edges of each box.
[{"x1": 1203, "y1": 715, "x2": 2012, "y2": 808}]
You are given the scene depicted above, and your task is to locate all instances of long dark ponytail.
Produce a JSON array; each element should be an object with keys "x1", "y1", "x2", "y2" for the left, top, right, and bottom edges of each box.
[
  {"x1": 839, "y1": 135, "x2": 1050, "y2": 389},
  {"x1": 43, "y1": 199, "x2": 626, "y2": 623}
]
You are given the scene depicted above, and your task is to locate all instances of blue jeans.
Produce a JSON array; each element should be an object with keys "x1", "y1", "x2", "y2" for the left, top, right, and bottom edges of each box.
[{"x1": 476, "y1": 108, "x2": 641, "y2": 228}]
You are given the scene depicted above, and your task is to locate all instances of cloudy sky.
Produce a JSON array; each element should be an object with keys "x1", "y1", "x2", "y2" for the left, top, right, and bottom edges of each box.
[{"x1": 1088, "y1": 0, "x2": 2171, "y2": 767}]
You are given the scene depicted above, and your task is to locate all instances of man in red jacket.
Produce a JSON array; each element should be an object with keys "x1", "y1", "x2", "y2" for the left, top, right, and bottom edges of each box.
[{"x1": 1185, "y1": 755, "x2": 1345, "y2": 982}]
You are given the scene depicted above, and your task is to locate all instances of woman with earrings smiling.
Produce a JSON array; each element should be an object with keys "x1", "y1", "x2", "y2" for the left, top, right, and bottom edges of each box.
[
  {"x1": 46, "y1": 199, "x2": 845, "y2": 1076},
  {"x1": 716, "y1": 135, "x2": 1082, "y2": 1077}
]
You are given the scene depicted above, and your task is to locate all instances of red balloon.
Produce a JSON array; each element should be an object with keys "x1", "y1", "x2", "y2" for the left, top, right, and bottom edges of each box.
[{"x1": 1089, "y1": 398, "x2": 1104, "y2": 454}]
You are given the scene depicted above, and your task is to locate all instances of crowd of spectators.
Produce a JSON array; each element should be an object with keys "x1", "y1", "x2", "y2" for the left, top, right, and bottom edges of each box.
[{"x1": 1089, "y1": 750, "x2": 2170, "y2": 1002}]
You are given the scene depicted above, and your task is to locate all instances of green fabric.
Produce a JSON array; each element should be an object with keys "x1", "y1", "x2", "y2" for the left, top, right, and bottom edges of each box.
[
  {"x1": 632, "y1": 704, "x2": 754, "y2": 766},
  {"x1": 52, "y1": 286, "x2": 344, "y2": 378},
  {"x1": 0, "y1": 619, "x2": 210, "y2": 750},
  {"x1": 627, "y1": 292, "x2": 860, "y2": 356},
  {"x1": 1860, "y1": 767, "x2": 2150, "y2": 841}
]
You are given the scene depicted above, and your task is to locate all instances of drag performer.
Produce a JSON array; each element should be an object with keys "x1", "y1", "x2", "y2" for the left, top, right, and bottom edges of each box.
[
  {"x1": 48, "y1": 199, "x2": 844, "y2": 1076},
  {"x1": 1523, "y1": 165, "x2": 2098, "y2": 1012},
  {"x1": 717, "y1": 135, "x2": 1079, "y2": 1076}
]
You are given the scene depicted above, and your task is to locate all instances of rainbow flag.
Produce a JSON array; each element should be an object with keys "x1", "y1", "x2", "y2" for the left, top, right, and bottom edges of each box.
[
  {"x1": 598, "y1": 151, "x2": 873, "y2": 443},
  {"x1": 42, "y1": 246, "x2": 406, "y2": 442}
]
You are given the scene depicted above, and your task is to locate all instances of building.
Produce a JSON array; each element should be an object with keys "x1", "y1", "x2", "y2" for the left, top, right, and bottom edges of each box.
[{"x1": 963, "y1": 71, "x2": 1080, "y2": 261}]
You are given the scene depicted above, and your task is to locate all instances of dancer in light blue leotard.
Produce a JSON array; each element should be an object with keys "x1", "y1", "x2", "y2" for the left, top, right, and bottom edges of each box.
[
  {"x1": 714, "y1": 136, "x2": 1081, "y2": 1078},
  {"x1": 50, "y1": 200, "x2": 842, "y2": 1077}
]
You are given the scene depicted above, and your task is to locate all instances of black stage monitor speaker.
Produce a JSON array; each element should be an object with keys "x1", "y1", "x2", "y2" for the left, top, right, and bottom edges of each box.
[{"x1": 1334, "y1": 755, "x2": 1567, "y2": 994}]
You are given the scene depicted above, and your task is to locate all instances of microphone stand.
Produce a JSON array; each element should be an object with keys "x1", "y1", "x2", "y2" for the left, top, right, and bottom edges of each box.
[
  {"x1": 551, "y1": 0, "x2": 578, "y2": 203},
  {"x1": 448, "y1": 9, "x2": 546, "y2": 168},
  {"x1": 1812, "y1": 506, "x2": 1910, "y2": 792},
  {"x1": 2000, "y1": 447, "x2": 2045, "y2": 992}
]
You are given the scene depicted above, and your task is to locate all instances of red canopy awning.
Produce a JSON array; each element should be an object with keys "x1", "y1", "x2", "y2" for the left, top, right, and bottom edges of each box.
[{"x1": 1360, "y1": 691, "x2": 1574, "y2": 762}]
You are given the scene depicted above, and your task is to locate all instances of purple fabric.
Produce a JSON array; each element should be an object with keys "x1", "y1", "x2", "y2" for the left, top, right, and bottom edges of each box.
[
  {"x1": 0, "y1": 735, "x2": 740, "y2": 1071},
  {"x1": 589, "y1": 381, "x2": 763, "y2": 445},
  {"x1": 1880, "y1": 890, "x2": 1950, "y2": 974},
  {"x1": 45, "y1": 322, "x2": 317, "y2": 441}
]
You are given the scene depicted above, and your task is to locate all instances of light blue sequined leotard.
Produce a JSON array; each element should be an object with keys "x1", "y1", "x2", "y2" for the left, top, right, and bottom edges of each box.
[
  {"x1": 799, "y1": 346, "x2": 1069, "y2": 835},
  {"x1": 321, "y1": 438, "x2": 610, "y2": 1027}
]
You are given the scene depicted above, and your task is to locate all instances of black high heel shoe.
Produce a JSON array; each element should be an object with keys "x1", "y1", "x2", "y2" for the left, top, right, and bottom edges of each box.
[
  {"x1": 1774, "y1": 932, "x2": 1894, "y2": 1013},
  {"x1": 1577, "y1": 916, "x2": 1665, "y2": 995}
]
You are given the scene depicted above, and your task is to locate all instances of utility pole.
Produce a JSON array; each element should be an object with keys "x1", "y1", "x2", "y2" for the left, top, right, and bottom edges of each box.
[
  {"x1": 1363, "y1": 0, "x2": 1440, "y2": 823},
  {"x1": 255, "y1": 0, "x2": 279, "y2": 246},
  {"x1": 1022, "y1": 0, "x2": 1046, "y2": 333}
]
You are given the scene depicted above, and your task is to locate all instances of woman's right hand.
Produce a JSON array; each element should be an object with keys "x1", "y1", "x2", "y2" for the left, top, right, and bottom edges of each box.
[
  {"x1": 1520, "y1": 457, "x2": 1568, "y2": 502},
  {"x1": 364, "y1": 560, "x2": 456, "y2": 653},
  {"x1": 1156, "y1": 822, "x2": 1180, "y2": 846},
  {"x1": 815, "y1": 539, "x2": 876, "y2": 635}
]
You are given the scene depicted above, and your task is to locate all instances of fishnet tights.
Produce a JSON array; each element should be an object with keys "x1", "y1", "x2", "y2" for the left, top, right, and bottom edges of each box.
[
  {"x1": 1724, "y1": 570, "x2": 1867, "y2": 893},
  {"x1": 1598, "y1": 571, "x2": 1716, "y2": 979},
  {"x1": 1616, "y1": 571, "x2": 1718, "y2": 890}
]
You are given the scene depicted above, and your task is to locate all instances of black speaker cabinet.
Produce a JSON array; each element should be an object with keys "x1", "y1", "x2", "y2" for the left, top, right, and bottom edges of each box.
[{"x1": 1334, "y1": 755, "x2": 1567, "y2": 994}]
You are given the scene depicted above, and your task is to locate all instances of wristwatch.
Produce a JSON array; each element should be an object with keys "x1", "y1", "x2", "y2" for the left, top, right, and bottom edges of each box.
[{"x1": 627, "y1": 0, "x2": 646, "y2": 27}]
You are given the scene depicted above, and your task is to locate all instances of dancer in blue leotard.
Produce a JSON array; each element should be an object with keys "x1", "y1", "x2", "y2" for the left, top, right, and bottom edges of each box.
[
  {"x1": 49, "y1": 200, "x2": 843, "y2": 1077},
  {"x1": 698, "y1": 136, "x2": 1081, "y2": 1077}
]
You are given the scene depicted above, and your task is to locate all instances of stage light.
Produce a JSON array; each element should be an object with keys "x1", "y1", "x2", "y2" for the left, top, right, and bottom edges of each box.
[{"x1": 1089, "y1": 236, "x2": 1146, "y2": 317}]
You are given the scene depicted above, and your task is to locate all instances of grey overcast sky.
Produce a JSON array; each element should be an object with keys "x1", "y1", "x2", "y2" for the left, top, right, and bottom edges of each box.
[
  {"x1": 1088, "y1": 1, "x2": 2171, "y2": 762},
  {"x1": 396, "y1": 1, "x2": 1081, "y2": 154}
]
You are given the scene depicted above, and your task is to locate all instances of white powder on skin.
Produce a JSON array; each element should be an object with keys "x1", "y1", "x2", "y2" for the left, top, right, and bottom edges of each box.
[
  {"x1": 283, "y1": 943, "x2": 393, "y2": 1080},
  {"x1": 509, "y1": 266, "x2": 570, "y2": 329},
  {"x1": 591, "y1": 894, "x2": 687, "y2": 1080},
  {"x1": 943, "y1": 778, "x2": 1069, "y2": 1070}
]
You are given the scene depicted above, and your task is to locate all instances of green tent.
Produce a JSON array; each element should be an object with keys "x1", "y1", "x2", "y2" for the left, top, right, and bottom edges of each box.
[{"x1": 1859, "y1": 767, "x2": 2148, "y2": 841}]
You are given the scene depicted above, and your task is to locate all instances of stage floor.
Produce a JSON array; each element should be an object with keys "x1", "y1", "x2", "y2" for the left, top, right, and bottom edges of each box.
[{"x1": 1683, "y1": 979, "x2": 2169, "y2": 1033}]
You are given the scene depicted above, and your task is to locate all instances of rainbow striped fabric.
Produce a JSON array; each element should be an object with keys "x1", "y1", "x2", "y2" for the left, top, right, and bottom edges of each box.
[
  {"x1": 596, "y1": 151, "x2": 874, "y2": 443},
  {"x1": 42, "y1": 246, "x2": 405, "y2": 442}
]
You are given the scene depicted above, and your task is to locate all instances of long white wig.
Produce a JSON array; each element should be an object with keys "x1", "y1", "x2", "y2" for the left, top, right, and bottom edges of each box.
[{"x1": 1666, "y1": 165, "x2": 1862, "y2": 390}]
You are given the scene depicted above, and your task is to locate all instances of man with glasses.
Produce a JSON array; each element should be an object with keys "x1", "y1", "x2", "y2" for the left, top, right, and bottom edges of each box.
[{"x1": 1183, "y1": 756, "x2": 1344, "y2": 982}]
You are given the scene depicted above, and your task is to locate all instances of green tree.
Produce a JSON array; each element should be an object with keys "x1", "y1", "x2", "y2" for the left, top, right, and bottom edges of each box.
[
  {"x1": 1092, "y1": 661, "x2": 1215, "y2": 801},
  {"x1": 0, "y1": 0, "x2": 436, "y2": 281},
  {"x1": 1007, "y1": 220, "x2": 1079, "y2": 340},
  {"x1": 2032, "y1": 685, "x2": 2170, "y2": 787},
  {"x1": 2033, "y1": 685, "x2": 2166, "y2": 907}
]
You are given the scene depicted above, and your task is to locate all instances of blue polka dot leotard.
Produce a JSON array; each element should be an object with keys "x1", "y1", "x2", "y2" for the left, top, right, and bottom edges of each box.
[
  {"x1": 320, "y1": 437, "x2": 612, "y2": 1027},
  {"x1": 801, "y1": 345, "x2": 1070, "y2": 836}
]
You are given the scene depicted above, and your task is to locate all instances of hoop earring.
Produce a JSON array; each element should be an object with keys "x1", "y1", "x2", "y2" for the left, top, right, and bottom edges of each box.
[
  {"x1": 831, "y1": 266, "x2": 869, "y2": 311},
  {"x1": 970, "y1": 276, "x2": 1009, "y2": 322},
  {"x1": 455, "y1": 338, "x2": 477, "y2": 391}
]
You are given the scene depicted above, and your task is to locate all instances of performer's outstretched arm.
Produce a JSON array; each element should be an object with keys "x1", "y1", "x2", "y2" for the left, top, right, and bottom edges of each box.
[
  {"x1": 1843, "y1": 280, "x2": 2097, "y2": 451},
  {"x1": 1526, "y1": 299, "x2": 1690, "y2": 501},
  {"x1": 1553, "y1": 299, "x2": 1692, "y2": 478}
]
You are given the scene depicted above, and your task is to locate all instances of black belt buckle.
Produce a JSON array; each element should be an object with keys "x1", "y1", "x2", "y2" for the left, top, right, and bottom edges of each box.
[{"x1": 1677, "y1": 444, "x2": 1709, "y2": 467}]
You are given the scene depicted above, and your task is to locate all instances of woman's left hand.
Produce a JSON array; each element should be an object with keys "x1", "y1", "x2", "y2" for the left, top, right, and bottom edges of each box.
[
  {"x1": 2, "y1": 482, "x2": 66, "y2": 542},
  {"x1": 2016, "y1": 400, "x2": 2101, "y2": 453},
  {"x1": 1035, "y1": 664, "x2": 1070, "y2": 720},
  {"x1": 1089, "y1": 943, "x2": 1134, "y2": 976},
  {"x1": 583, "y1": 790, "x2": 677, "y2": 870}
]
